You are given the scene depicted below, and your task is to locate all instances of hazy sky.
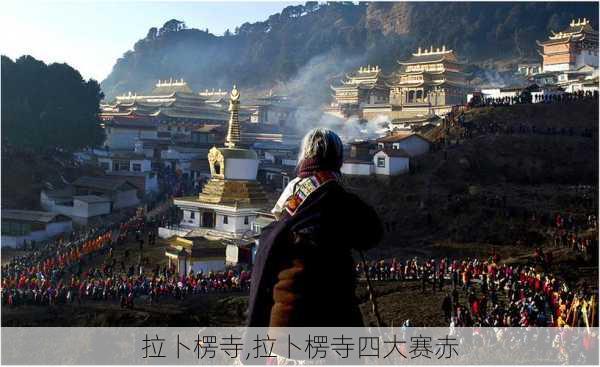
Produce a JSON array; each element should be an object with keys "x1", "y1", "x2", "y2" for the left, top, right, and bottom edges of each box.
[{"x1": 0, "y1": 0, "x2": 299, "y2": 81}]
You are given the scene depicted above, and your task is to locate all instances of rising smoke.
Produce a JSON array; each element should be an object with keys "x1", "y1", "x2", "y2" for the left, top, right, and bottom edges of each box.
[
  {"x1": 475, "y1": 68, "x2": 528, "y2": 88},
  {"x1": 278, "y1": 51, "x2": 390, "y2": 142}
]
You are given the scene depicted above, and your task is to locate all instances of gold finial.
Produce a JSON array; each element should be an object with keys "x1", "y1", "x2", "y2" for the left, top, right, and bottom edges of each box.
[
  {"x1": 225, "y1": 84, "x2": 241, "y2": 148},
  {"x1": 417, "y1": 47, "x2": 422, "y2": 55}
]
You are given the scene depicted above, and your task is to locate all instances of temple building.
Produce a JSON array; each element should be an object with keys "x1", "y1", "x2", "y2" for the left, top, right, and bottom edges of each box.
[
  {"x1": 382, "y1": 46, "x2": 470, "y2": 119},
  {"x1": 327, "y1": 48, "x2": 470, "y2": 124},
  {"x1": 243, "y1": 91, "x2": 297, "y2": 126},
  {"x1": 328, "y1": 65, "x2": 390, "y2": 118},
  {"x1": 536, "y1": 18, "x2": 598, "y2": 73},
  {"x1": 160, "y1": 86, "x2": 268, "y2": 274},
  {"x1": 198, "y1": 88, "x2": 229, "y2": 108},
  {"x1": 100, "y1": 79, "x2": 230, "y2": 124}
]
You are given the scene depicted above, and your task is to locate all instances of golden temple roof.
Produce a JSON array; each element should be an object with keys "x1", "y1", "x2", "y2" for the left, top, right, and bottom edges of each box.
[{"x1": 196, "y1": 179, "x2": 268, "y2": 208}]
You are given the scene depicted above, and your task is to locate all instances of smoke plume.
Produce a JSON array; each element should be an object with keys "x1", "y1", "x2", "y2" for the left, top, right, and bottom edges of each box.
[{"x1": 278, "y1": 51, "x2": 390, "y2": 142}]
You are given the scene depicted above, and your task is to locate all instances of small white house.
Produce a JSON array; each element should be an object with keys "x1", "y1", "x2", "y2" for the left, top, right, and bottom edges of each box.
[
  {"x1": 341, "y1": 159, "x2": 374, "y2": 176},
  {"x1": 103, "y1": 118, "x2": 158, "y2": 150},
  {"x1": 71, "y1": 196, "x2": 112, "y2": 224},
  {"x1": 41, "y1": 190, "x2": 113, "y2": 225},
  {"x1": 97, "y1": 150, "x2": 152, "y2": 173},
  {"x1": 1, "y1": 210, "x2": 73, "y2": 248},
  {"x1": 72, "y1": 176, "x2": 140, "y2": 210},
  {"x1": 373, "y1": 149, "x2": 410, "y2": 176},
  {"x1": 162, "y1": 145, "x2": 207, "y2": 178},
  {"x1": 377, "y1": 133, "x2": 431, "y2": 157},
  {"x1": 106, "y1": 171, "x2": 159, "y2": 195}
]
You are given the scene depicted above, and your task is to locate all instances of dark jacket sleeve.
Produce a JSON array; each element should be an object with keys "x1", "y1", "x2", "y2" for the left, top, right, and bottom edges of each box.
[{"x1": 247, "y1": 221, "x2": 289, "y2": 326}]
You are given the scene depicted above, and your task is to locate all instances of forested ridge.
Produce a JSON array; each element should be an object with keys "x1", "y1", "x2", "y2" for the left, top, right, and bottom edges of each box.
[
  {"x1": 100, "y1": 2, "x2": 598, "y2": 99},
  {"x1": 1, "y1": 55, "x2": 105, "y2": 151}
]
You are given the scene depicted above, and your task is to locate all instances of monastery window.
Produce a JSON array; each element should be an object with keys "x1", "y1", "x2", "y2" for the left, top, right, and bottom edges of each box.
[
  {"x1": 190, "y1": 211, "x2": 195, "y2": 219},
  {"x1": 416, "y1": 90, "x2": 423, "y2": 100},
  {"x1": 132, "y1": 163, "x2": 141, "y2": 172},
  {"x1": 114, "y1": 160, "x2": 130, "y2": 171},
  {"x1": 244, "y1": 216, "x2": 249, "y2": 225},
  {"x1": 223, "y1": 215, "x2": 228, "y2": 224},
  {"x1": 100, "y1": 162, "x2": 110, "y2": 171},
  {"x1": 377, "y1": 157, "x2": 386, "y2": 168}
]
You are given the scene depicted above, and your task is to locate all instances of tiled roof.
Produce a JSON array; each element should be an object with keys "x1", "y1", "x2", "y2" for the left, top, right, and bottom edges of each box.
[
  {"x1": 377, "y1": 133, "x2": 432, "y2": 144},
  {"x1": 74, "y1": 195, "x2": 111, "y2": 203},
  {"x1": 72, "y1": 176, "x2": 135, "y2": 191},
  {"x1": 377, "y1": 148, "x2": 411, "y2": 158},
  {"x1": 2, "y1": 210, "x2": 71, "y2": 223}
]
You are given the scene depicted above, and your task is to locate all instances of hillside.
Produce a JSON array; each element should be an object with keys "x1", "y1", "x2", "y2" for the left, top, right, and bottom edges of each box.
[
  {"x1": 344, "y1": 101, "x2": 598, "y2": 255},
  {"x1": 100, "y1": 2, "x2": 598, "y2": 100},
  {"x1": 1, "y1": 145, "x2": 104, "y2": 210}
]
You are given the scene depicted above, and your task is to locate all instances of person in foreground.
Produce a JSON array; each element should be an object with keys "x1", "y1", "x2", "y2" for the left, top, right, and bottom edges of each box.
[{"x1": 247, "y1": 127, "x2": 383, "y2": 327}]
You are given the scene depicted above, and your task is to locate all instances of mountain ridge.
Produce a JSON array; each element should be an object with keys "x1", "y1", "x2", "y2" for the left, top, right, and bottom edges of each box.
[{"x1": 100, "y1": 2, "x2": 598, "y2": 100}]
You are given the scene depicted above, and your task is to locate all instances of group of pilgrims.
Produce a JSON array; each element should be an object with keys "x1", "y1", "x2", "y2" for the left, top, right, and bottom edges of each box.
[
  {"x1": 1, "y1": 202, "x2": 597, "y2": 330},
  {"x1": 471, "y1": 89, "x2": 598, "y2": 107},
  {"x1": 1, "y1": 214, "x2": 141, "y2": 307},
  {"x1": 358, "y1": 253, "x2": 596, "y2": 328},
  {"x1": 551, "y1": 213, "x2": 597, "y2": 259},
  {"x1": 1, "y1": 213, "x2": 251, "y2": 308},
  {"x1": 359, "y1": 207, "x2": 598, "y2": 328}
]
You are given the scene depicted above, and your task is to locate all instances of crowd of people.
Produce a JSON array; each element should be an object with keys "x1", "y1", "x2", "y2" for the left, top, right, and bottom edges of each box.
[
  {"x1": 2, "y1": 267, "x2": 251, "y2": 308},
  {"x1": 551, "y1": 213, "x2": 597, "y2": 260},
  {"x1": 357, "y1": 251, "x2": 597, "y2": 328},
  {"x1": 1, "y1": 213, "x2": 251, "y2": 307},
  {"x1": 471, "y1": 89, "x2": 598, "y2": 108},
  {"x1": 2, "y1": 194, "x2": 596, "y2": 330},
  {"x1": 436, "y1": 88, "x2": 597, "y2": 146},
  {"x1": 1, "y1": 215, "x2": 142, "y2": 306}
]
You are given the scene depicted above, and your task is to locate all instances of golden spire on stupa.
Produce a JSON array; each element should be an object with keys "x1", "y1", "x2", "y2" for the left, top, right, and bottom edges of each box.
[{"x1": 225, "y1": 85, "x2": 241, "y2": 148}]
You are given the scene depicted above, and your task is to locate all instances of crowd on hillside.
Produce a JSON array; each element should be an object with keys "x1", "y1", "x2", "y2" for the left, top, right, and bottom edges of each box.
[
  {"x1": 471, "y1": 89, "x2": 598, "y2": 107},
  {"x1": 551, "y1": 213, "x2": 597, "y2": 259},
  {"x1": 2, "y1": 196, "x2": 597, "y2": 330},
  {"x1": 458, "y1": 118, "x2": 595, "y2": 139},
  {"x1": 0, "y1": 212, "x2": 250, "y2": 307},
  {"x1": 1, "y1": 267, "x2": 251, "y2": 308},
  {"x1": 357, "y1": 253, "x2": 597, "y2": 328},
  {"x1": 1, "y1": 215, "x2": 142, "y2": 306},
  {"x1": 357, "y1": 205, "x2": 598, "y2": 328}
]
